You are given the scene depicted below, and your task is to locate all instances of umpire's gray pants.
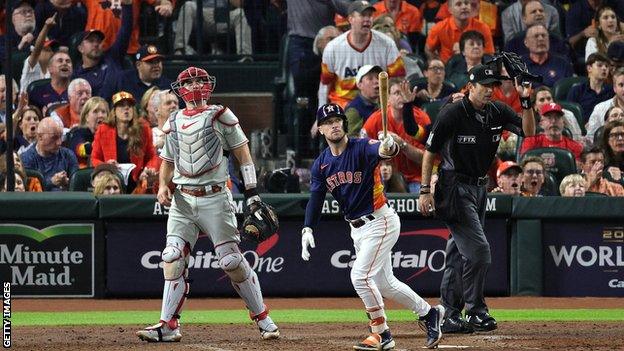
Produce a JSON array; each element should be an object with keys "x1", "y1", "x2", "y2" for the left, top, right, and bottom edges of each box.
[{"x1": 439, "y1": 182, "x2": 491, "y2": 318}]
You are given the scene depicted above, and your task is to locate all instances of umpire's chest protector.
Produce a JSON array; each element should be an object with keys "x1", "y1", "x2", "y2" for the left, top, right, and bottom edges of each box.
[{"x1": 168, "y1": 106, "x2": 225, "y2": 177}]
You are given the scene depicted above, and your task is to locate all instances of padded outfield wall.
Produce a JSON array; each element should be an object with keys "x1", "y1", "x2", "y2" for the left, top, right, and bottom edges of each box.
[{"x1": 0, "y1": 193, "x2": 622, "y2": 298}]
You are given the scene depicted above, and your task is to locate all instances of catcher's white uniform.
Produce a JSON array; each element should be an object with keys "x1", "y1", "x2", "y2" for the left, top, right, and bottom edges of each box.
[{"x1": 137, "y1": 103, "x2": 279, "y2": 342}]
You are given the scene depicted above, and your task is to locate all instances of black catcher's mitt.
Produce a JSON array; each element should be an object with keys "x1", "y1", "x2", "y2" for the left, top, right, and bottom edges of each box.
[
  {"x1": 241, "y1": 201, "x2": 279, "y2": 243},
  {"x1": 486, "y1": 51, "x2": 543, "y2": 84}
]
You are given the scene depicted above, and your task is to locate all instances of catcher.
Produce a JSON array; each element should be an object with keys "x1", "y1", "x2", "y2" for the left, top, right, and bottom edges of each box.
[{"x1": 136, "y1": 67, "x2": 280, "y2": 342}]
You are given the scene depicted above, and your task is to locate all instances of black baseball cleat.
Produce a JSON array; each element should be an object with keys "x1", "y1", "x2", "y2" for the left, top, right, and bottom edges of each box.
[
  {"x1": 441, "y1": 315, "x2": 474, "y2": 334},
  {"x1": 465, "y1": 312, "x2": 497, "y2": 332},
  {"x1": 419, "y1": 305, "x2": 445, "y2": 349}
]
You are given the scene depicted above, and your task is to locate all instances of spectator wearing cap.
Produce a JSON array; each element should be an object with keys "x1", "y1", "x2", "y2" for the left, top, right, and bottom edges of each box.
[
  {"x1": 567, "y1": 53, "x2": 614, "y2": 124},
  {"x1": 345, "y1": 64, "x2": 381, "y2": 137},
  {"x1": 491, "y1": 161, "x2": 523, "y2": 195},
  {"x1": 72, "y1": 0, "x2": 133, "y2": 96},
  {"x1": 424, "y1": 0, "x2": 494, "y2": 63},
  {"x1": 503, "y1": 0, "x2": 568, "y2": 59},
  {"x1": 0, "y1": 0, "x2": 36, "y2": 61},
  {"x1": 20, "y1": 13, "x2": 61, "y2": 93},
  {"x1": 520, "y1": 102, "x2": 584, "y2": 161},
  {"x1": 21, "y1": 117, "x2": 78, "y2": 191},
  {"x1": 580, "y1": 146, "x2": 624, "y2": 196},
  {"x1": 51, "y1": 78, "x2": 92, "y2": 129},
  {"x1": 34, "y1": 0, "x2": 86, "y2": 47},
  {"x1": 413, "y1": 58, "x2": 456, "y2": 105},
  {"x1": 587, "y1": 67, "x2": 624, "y2": 141},
  {"x1": 91, "y1": 91, "x2": 159, "y2": 193},
  {"x1": 28, "y1": 51, "x2": 73, "y2": 114},
  {"x1": 100, "y1": 44, "x2": 171, "y2": 104},
  {"x1": 318, "y1": 0, "x2": 405, "y2": 111},
  {"x1": 372, "y1": 0, "x2": 423, "y2": 50},
  {"x1": 531, "y1": 86, "x2": 583, "y2": 142},
  {"x1": 501, "y1": 0, "x2": 560, "y2": 44},
  {"x1": 521, "y1": 23, "x2": 574, "y2": 88},
  {"x1": 363, "y1": 77, "x2": 431, "y2": 193},
  {"x1": 79, "y1": 0, "x2": 172, "y2": 55}
]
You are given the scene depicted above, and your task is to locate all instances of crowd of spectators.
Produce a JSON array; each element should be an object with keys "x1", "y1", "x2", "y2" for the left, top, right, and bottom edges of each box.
[{"x1": 1, "y1": 0, "x2": 624, "y2": 199}]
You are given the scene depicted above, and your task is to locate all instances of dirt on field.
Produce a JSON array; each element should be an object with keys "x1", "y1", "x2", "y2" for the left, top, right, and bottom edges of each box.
[{"x1": 10, "y1": 297, "x2": 624, "y2": 351}]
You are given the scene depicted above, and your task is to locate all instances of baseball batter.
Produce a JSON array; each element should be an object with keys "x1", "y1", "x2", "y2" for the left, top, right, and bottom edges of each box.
[
  {"x1": 300, "y1": 103, "x2": 444, "y2": 350},
  {"x1": 136, "y1": 67, "x2": 279, "y2": 342}
]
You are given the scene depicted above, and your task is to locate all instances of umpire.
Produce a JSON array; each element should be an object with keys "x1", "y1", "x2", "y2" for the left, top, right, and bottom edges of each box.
[{"x1": 418, "y1": 64, "x2": 535, "y2": 333}]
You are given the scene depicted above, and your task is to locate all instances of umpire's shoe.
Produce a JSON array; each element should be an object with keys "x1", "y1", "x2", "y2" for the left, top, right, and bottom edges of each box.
[
  {"x1": 441, "y1": 315, "x2": 474, "y2": 334},
  {"x1": 419, "y1": 305, "x2": 445, "y2": 349},
  {"x1": 136, "y1": 319, "x2": 182, "y2": 342},
  {"x1": 257, "y1": 315, "x2": 280, "y2": 340},
  {"x1": 465, "y1": 312, "x2": 497, "y2": 332},
  {"x1": 353, "y1": 329, "x2": 395, "y2": 350}
]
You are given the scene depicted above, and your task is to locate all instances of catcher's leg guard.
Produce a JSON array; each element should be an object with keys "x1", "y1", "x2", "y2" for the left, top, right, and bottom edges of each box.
[
  {"x1": 160, "y1": 236, "x2": 191, "y2": 324},
  {"x1": 215, "y1": 242, "x2": 264, "y2": 314}
]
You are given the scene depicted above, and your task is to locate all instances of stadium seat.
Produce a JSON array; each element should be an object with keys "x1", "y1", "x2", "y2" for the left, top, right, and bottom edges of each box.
[
  {"x1": 542, "y1": 171, "x2": 558, "y2": 196},
  {"x1": 69, "y1": 167, "x2": 94, "y2": 192},
  {"x1": 521, "y1": 147, "x2": 577, "y2": 186},
  {"x1": 585, "y1": 191, "x2": 608, "y2": 197},
  {"x1": 559, "y1": 100, "x2": 586, "y2": 135},
  {"x1": 553, "y1": 76, "x2": 587, "y2": 101},
  {"x1": 27, "y1": 78, "x2": 51, "y2": 97}
]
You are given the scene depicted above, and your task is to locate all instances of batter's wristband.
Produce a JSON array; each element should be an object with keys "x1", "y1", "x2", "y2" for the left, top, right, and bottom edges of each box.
[
  {"x1": 520, "y1": 96, "x2": 532, "y2": 110},
  {"x1": 244, "y1": 188, "x2": 259, "y2": 199}
]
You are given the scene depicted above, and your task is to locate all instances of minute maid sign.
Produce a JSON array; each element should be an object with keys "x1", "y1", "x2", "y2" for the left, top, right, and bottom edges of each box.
[{"x1": 0, "y1": 224, "x2": 94, "y2": 297}]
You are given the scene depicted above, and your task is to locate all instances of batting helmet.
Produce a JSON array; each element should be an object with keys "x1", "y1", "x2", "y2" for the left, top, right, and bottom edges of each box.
[
  {"x1": 171, "y1": 66, "x2": 216, "y2": 105},
  {"x1": 316, "y1": 103, "x2": 348, "y2": 131}
]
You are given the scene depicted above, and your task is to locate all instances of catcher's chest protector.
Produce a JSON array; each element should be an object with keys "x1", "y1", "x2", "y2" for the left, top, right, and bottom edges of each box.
[{"x1": 169, "y1": 107, "x2": 224, "y2": 177}]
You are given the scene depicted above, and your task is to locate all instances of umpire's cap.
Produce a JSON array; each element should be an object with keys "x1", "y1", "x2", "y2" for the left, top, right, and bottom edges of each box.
[
  {"x1": 316, "y1": 103, "x2": 346, "y2": 125},
  {"x1": 468, "y1": 64, "x2": 502, "y2": 85}
]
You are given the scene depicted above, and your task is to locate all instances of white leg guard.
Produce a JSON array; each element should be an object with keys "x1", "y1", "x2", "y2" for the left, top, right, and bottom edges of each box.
[
  {"x1": 160, "y1": 236, "x2": 190, "y2": 324},
  {"x1": 215, "y1": 242, "x2": 265, "y2": 315}
]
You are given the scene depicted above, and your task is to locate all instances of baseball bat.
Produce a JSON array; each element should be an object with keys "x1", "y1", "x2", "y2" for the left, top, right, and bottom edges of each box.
[{"x1": 378, "y1": 71, "x2": 389, "y2": 139}]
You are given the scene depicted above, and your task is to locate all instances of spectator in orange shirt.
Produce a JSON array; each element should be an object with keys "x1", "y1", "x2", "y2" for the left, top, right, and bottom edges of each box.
[
  {"x1": 373, "y1": 0, "x2": 423, "y2": 50},
  {"x1": 0, "y1": 152, "x2": 42, "y2": 192},
  {"x1": 51, "y1": 78, "x2": 92, "y2": 130},
  {"x1": 425, "y1": 0, "x2": 494, "y2": 63},
  {"x1": 363, "y1": 78, "x2": 431, "y2": 192},
  {"x1": 435, "y1": 0, "x2": 499, "y2": 38},
  {"x1": 80, "y1": 0, "x2": 173, "y2": 54}
]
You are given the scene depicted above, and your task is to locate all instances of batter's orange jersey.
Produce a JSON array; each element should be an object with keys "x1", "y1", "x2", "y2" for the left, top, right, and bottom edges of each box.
[
  {"x1": 321, "y1": 30, "x2": 405, "y2": 108},
  {"x1": 373, "y1": 1, "x2": 423, "y2": 34},
  {"x1": 425, "y1": 17, "x2": 494, "y2": 63}
]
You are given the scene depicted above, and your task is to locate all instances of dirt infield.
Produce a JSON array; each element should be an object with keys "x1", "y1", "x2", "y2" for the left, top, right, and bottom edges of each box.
[{"x1": 11, "y1": 297, "x2": 624, "y2": 351}]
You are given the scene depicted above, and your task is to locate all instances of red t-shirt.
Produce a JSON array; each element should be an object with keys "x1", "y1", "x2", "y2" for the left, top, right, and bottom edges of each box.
[{"x1": 520, "y1": 135, "x2": 583, "y2": 160}]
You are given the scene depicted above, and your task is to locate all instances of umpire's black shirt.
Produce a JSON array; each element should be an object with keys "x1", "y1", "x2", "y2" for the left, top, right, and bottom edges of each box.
[{"x1": 426, "y1": 95, "x2": 524, "y2": 177}]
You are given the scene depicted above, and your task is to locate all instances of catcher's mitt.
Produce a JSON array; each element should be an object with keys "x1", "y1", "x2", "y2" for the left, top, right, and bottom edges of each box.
[{"x1": 241, "y1": 201, "x2": 279, "y2": 243}]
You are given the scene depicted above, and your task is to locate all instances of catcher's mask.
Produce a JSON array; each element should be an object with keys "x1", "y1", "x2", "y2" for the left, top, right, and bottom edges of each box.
[
  {"x1": 316, "y1": 103, "x2": 348, "y2": 132},
  {"x1": 171, "y1": 67, "x2": 216, "y2": 104}
]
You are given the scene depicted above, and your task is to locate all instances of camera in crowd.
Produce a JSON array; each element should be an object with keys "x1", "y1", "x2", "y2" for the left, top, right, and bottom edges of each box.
[{"x1": 486, "y1": 51, "x2": 543, "y2": 86}]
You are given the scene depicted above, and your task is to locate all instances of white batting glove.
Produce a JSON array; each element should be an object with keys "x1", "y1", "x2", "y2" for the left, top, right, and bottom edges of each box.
[
  {"x1": 301, "y1": 227, "x2": 315, "y2": 261},
  {"x1": 379, "y1": 135, "x2": 397, "y2": 156}
]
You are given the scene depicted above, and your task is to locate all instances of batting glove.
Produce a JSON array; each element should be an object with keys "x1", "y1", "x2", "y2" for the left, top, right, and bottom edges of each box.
[
  {"x1": 301, "y1": 227, "x2": 315, "y2": 261},
  {"x1": 379, "y1": 135, "x2": 398, "y2": 157}
]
